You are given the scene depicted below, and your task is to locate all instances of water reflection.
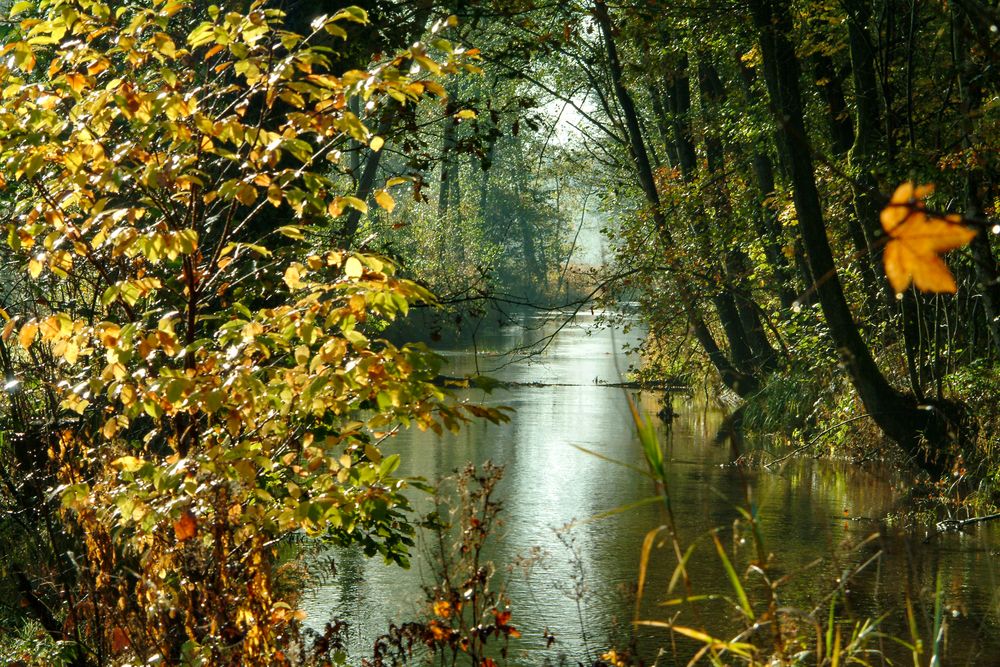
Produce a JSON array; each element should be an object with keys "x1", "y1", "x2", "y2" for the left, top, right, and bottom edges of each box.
[{"x1": 303, "y1": 312, "x2": 1000, "y2": 665}]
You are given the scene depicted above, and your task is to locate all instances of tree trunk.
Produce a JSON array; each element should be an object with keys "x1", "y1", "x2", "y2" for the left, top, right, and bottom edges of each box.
[
  {"x1": 664, "y1": 57, "x2": 698, "y2": 181},
  {"x1": 649, "y1": 82, "x2": 680, "y2": 169},
  {"x1": 845, "y1": 0, "x2": 895, "y2": 309},
  {"x1": 438, "y1": 97, "x2": 458, "y2": 218},
  {"x1": 734, "y1": 57, "x2": 800, "y2": 309},
  {"x1": 341, "y1": 4, "x2": 432, "y2": 247},
  {"x1": 512, "y1": 136, "x2": 543, "y2": 288},
  {"x1": 810, "y1": 53, "x2": 855, "y2": 156},
  {"x1": 698, "y1": 58, "x2": 779, "y2": 371},
  {"x1": 750, "y1": 0, "x2": 958, "y2": 474},
  {"x1": 594, "y1": 0, "x2": 757, "y2": 395},
  {"x1": 954, "y1": 5, "x2": 1000, "y2": 355},
  {"x1": 846, "y1": 0, "x2": 926, "y2": 397}
]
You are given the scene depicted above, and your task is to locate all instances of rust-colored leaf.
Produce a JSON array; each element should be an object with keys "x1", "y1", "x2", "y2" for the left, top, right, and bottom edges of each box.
[
  {"x1": 173, "y1": 509, "x2": 197, "y2": 541},
  {"x1": 110, "y1": 625, "x2": 131, "y2": 654},
  {"x1": 881, "y1": 182, "x2": 977, "y2": 293}
]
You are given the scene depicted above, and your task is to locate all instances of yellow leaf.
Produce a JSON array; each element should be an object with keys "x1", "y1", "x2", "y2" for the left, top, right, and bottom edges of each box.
[
  {"x1": 235, "y1": 182, "x2": 257, "y2": 205},
  {"x1": 344, "y1": 256, "x2": 363, "y2": 279},
  {"x1": 423, "y1": 81, "x2": 446, "y2": 97},
  {"x1": 65, "y1": 72, "x2": 88, "y2": 94},
  {"x1": 455, "y1": 109, "x2": 476, "y2": 120},
  {"x1": 881, "y1": 182, "x2": 977, "y2": 294},
  {"x1": 341, "y1": 196, "x2": 367, "y2": 213},
  {"x1": 276, "y1": 225, "x2": 304, "y2": 240},
  {"x1": 18, "y1": 320, "x2": 38, "y2": 348},
  {"x1": 112, "y1": 455, "x2": 144, "y2": 472},
  {"x1": 267, "y1": 183, "x2": 283, "y2": 207},
  {"x1": 284, "y1": 263, "x2": 304, "y2": 289},
  {"x1": 204, "y1": 43, "x2": 226, "y2": 59},
  {"x1": 374, "y1": 189, "x2": 395, "y2": 213},
  {"x1": 412, "y1": 54, "x2": 441, "y2": 75},
  {"x1": 369, "y1": 135, "x2": 384, "y2": 152},
  {"x1": 63, "y1": 341, "x2": 79, "y2": 364},
  {"x1": 87, "y1": 58, "x2": 108, "y2": 76}
]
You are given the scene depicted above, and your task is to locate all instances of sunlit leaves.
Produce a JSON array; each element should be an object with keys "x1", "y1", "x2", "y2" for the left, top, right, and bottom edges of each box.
[
  {"x1": 374, "y1": 189, "x2": 396, "y2": 212},
  {"x1": 0, "y1": 1, "x2": 502, "y2": 661},
  {"x1": 881, "y1": 182, "x2": 977, "y2": 294}
]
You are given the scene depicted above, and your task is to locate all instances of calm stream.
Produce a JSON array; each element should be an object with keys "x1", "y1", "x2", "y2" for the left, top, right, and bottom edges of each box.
[{"x1": 304, "y1": 312, "x2": 1000, "y2": 665}]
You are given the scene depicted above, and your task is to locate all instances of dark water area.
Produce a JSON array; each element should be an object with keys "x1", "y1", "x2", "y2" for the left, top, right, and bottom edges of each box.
[{"x1": 303, "y1": 311, "x2": 1000, "y2": 665}]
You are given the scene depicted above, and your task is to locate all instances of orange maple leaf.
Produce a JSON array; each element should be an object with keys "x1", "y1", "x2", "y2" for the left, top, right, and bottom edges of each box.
[{"x1": 881, "y1": 182, "x2": 977, "y2": 294}]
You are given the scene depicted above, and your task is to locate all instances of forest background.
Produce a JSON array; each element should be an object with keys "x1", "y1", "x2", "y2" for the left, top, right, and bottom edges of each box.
[{"x1": 0, "y1": 0, "x2": 999, "y2": 664}]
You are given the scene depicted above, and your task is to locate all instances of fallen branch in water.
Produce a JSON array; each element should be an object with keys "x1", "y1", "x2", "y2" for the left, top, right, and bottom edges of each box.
[
  {"x1": 433, "y1": 375, "x2": 687, "y2": 391},
  {"x1": 933, "y1": 512, "x2": 1000, "y2": 534}
]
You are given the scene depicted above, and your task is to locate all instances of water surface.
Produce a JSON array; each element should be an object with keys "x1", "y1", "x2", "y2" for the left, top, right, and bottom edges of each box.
[{"x1": 303, "y1": 312, "x2": 1000, "y2": 665}]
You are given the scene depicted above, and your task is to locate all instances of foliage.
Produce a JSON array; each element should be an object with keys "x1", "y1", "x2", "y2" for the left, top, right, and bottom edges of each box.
[
  {"x1": 421, "y1": 462, "x2": 522, "y2": 667},
  {"x1": 0, "y1": 0, "x2": 506, "y2": 663}
]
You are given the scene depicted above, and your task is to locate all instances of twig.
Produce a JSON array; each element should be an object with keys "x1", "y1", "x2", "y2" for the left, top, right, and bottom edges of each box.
[{"x1": 764, "y1": 414, "x2": 872, "y2": 468}]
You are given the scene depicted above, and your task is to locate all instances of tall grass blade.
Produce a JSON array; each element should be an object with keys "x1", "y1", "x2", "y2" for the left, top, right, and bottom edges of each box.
[
  {"x1": 931, "y1": 568, "x2": 944, "y2": 667},
  {"x1": 904, "y1": 594, "x2": 922, "y2": 666},
  {"x1": 626, "y1": 392, "x2": 663, "y2": 478},
  {"x1": 711, "y1": 531, "x2": 754, "y2": 620},
  {"x1": 634, "y1": 621, "x2": 755, "y2": 658},
  {"x1": 668, "y1": 542, "x2": 698, "y2": 595},
  {"x1": 561, "y1": 495, "x2": 665, "y2": 529},
  {"x1": 825, "y1": 596, "x2": 836, "y2": 660},
  {"x1": 636, "y1": 525, "x2": 669, "y2": 621},
  {"x1": 568, "y1": 443, "x2": 653, "y2": 479}
]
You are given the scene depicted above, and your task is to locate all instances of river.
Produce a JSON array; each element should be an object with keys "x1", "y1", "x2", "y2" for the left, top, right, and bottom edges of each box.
[{"x1": 303, "y1": 311, "x2": 1000, "y2": 665}]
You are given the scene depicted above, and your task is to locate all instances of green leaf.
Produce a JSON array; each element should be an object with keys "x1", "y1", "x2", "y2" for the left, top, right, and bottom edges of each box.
[
  {"x1": 101, "y1": 285, "x2": 121, "y2": 306},
  {"x1": 379, "y1": 454, "x2": 400, "y2": 477}
]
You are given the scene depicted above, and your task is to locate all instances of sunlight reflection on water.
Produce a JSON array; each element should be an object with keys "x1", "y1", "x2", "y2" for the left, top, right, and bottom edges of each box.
[{"x1": 302, "y1": 311, "x2": 1000, "y2": 666}]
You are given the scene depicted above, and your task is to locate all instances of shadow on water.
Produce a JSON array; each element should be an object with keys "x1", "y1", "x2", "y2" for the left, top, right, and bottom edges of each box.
[{"x1": 302, "y1": 311, "x2": 1000, "y2": 665}]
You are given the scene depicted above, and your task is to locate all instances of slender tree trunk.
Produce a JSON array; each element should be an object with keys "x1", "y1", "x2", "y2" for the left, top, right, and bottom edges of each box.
[
  {"x1": 438, "y1": 97, "x2": 458, "y2": 218},
  {"x1": 594, "y1": 0, "x2": 757, "y2": 394},
  {"x1": 810, "y1": 53, "x2": 855, "y2": 156},
  {"x1": 953, "y1": 4, "x2": 1000, "y2": 355},
  {"x1": 649, "y1": 82, "x2": 680, "y2": 169},
  {"x1": 845, "y1": 0, "x2": 894, "y2": 309},
  {"x1": 513, "y1": 136, "x2": 543, "y2": 288},
  {"x1": 341, "y1": 4, "x2": 432, "y2": 247},
  {"x1": 734, "y1": 57, "x2": 800, "y2": 309},
  {"x1": 846, "y1": 0, "x2": 926, "y2": 398},
  {"x1": 664, "y1": 58, "x2": 698, "y2": 181},
  {"x1": 750, "y1": 0, "x2": 957, "y2": 474},
  {"x1": 699, "y1": 58, "x2": 779, "y2": 371}
]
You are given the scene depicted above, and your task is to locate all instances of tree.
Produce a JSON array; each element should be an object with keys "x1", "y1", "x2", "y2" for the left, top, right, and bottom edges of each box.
[
  {"x1": 748, "y1": 0, "x2": 963, "y2": 473},
  {"x1": 0, "y1": 1, "x2": 502, "y2": 663}
]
